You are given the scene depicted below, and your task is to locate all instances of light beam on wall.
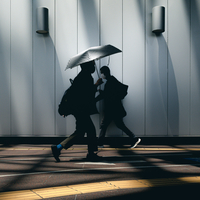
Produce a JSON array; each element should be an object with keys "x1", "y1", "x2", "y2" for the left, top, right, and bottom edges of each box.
[
  {"x1": 36, "y1": 7, "x2": 49, "y2": 34},
  {"x1": 152, "y1": 6, "x2": 165, "y2": 33}
]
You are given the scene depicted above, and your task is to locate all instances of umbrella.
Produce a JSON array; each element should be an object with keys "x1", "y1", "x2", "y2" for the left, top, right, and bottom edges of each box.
[{"x1": 65, "y1": 44, "x2": 122, "y2": 70}]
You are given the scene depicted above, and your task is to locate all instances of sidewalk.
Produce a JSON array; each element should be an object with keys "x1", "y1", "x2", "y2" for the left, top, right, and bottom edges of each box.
[{"x1": 0, "y1": 144, "x2": 200, "y2": 199}]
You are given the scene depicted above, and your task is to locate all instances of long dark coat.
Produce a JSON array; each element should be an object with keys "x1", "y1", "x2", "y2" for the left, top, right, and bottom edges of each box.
[
  {"x1": 71, "y1": 70, "x2": 98, "y2": 115},
  {"x1": 96, "y1": 76, "x2": 127, "y2": 118},
  {"x1": 58, "y1": 70, "x2": 98, "y2": 116}
]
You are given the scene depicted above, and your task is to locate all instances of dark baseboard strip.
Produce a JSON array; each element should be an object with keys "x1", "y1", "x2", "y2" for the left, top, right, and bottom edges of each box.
[{"x1": 0, "y1": 136, "x2": 200, "y2": 145}]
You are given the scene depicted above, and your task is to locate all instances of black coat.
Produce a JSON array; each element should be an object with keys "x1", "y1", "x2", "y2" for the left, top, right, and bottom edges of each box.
[
  {"x1": 70, "y1": 70, "x2": 98, "y2": 115},
  {"x1": 58, "y1": 70, "x2": 98, "y2": 116},
  {"x1": 96, "y1": 76, "x2": 127, "y2": 118}
]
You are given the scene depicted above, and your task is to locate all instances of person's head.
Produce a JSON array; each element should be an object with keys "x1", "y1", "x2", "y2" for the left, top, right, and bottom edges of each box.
[
  {"x1": 100, "y1": 66, "x2": 111, "y2": 79},
  {"x1": 80, "y1": 60, "x2": 95, "y2": 74}
]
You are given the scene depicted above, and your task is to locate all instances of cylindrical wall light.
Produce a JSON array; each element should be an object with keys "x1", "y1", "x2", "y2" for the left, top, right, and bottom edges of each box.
[
  {"x1": 36, "y1": 7, "x2": 49, "y2": 34},
  {"x1": 152, "y1": 6, "x2": 165, "y2": 33}
]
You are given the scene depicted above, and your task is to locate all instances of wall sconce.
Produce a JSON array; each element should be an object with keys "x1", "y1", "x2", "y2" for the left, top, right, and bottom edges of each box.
[
  {"x1": 152, "y1": 6, "x2": 165, "y2": 33},
  {"x1": 36, "y1": 7, "x2": 49, "y2": 34}
]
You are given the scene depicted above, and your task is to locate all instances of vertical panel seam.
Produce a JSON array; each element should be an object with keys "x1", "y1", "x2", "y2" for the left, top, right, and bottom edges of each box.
[
  {"x1": 32, "y1": 0, "x2": 35, "y2": 136},
  {"x1": 144, "y1": 0, "x2": 147, "y2": 136},
  {"x1": 54, "y1": 0, "x2": 56, "y2": 136},
  {"x1": 10, "y1": 0, "x2": 12, "y2": 136},
  {"x1": 99, "y1": 0, "x2": 101, "y2": 46},
  {"x1": 122, "y1": 0, "x2": 123, "y2": 84},
  {"x1": 99, "y1": 0, "x2": 101, "y2": 129},
  {"x1": 32, "y1": 0, "x2": 34, "y2": 136},
  {"x1": 77, "y1": 0, "x2": 79, "y2": 75},
  {"x1": 189, "y1": 0, "x2": 192, "y2": 135},
  {"x1": 167, "y1": 0, "x2": 169, "y2": 136},
  {"x1": 122, "y1": 0, "x2": 123, "y2": 136}
]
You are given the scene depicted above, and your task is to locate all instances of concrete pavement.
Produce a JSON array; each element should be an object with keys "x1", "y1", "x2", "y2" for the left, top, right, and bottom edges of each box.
[{"x1": 0, "y1": 144, "x2": 200, "y2": 199}]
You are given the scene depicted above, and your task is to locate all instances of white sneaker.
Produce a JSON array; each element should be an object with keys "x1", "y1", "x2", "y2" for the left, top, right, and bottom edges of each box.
[{"x1": 131, "y1": 138, "x2": 141, "y2": 148}]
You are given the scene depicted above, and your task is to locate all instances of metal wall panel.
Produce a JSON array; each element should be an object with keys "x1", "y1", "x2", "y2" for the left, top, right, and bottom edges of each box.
[
  {"x1": 100, "y1": 0, "x2": 123, "y2": 137},
  {"x1": 191, "y1": 1, "x2": 200, "y2": 135},
  {"x1": 123, "y1": 0, "x2": 145, "y2": 136},
  {"x1": 0, "y1": 0, "x2": 11, "y2": 136},
  {"x1": 78, "y1": 0, "x2": 100, "y2": 51},
  {"x1": 55, "y1": 0, "x2": 77, "y2": 136},
  {"x1": 168, "y1": 0, "x2": 191, "y2": 136},
  {"x1": 0, "y1": 0, "x2": 200, "y2": 137},
  {"x1": 32, "y1": 0, "x2": 55, "y2": 136},
  {"x1": 145, "y1": 0, "x2": 168, "y2": 136},
  {"x1": 11, "y1": 0, "x2": 33, "y2": 136}
]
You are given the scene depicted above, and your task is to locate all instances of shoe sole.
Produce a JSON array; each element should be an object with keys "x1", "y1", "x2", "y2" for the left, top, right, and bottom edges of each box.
[{"x1": 131, "y1": 138, "x2": 141, "y2": 148}]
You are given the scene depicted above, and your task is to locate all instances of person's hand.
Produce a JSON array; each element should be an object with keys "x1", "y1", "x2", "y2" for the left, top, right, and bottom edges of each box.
[{"x1": 95, "y1": 78, "x2": 103, "y2": 86}]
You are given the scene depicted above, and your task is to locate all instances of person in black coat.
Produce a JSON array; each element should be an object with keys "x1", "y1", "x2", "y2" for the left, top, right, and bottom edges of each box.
[
  {"x1": 51, "y1": 61, "x2": 103, "y2": 162},
  {"x1": 96, "y1": 66, "x2": 141, "y2": 148}
]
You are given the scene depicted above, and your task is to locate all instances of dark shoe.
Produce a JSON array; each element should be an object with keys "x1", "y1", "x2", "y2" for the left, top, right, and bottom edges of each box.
[
  {"x1": 86, "y1": 153, "x2": 102, "y2": 161},
  {"x1": 51, "y1": 145, "x2": 61, "y2": 162},
  {"x1": 130, "y1": 138, "x2": 141, "y2": 148}
]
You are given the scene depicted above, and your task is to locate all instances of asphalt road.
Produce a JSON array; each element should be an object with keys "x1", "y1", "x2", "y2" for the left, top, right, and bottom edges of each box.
[{"x1": 0, "y1": 144, "x2": 200, "y2": 200}]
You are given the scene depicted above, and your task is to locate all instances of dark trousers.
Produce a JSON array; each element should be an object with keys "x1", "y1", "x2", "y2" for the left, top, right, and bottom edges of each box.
[
  {"x1": 60, "y1": 112, "x2": 97, "y2": 153},
  {"x1": 98, "y1": 115, "x2": 135, "y2": 146}
]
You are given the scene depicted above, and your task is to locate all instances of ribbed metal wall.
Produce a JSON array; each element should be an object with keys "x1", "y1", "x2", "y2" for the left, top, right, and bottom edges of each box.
[{"x1": 0, "y1": 0, "x2": 200, "y2": 137}]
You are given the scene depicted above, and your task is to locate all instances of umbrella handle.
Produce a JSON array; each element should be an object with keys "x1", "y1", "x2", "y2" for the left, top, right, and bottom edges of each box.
[{"x1": 95, "y1": 63, "x2": 100, "y2": 79}]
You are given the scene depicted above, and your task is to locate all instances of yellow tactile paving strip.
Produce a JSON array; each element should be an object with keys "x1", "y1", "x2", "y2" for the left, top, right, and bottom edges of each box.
[
  {"x1": 1, "y1": 147, "x2": 200, "y2": 151},
  {"x1": 0, "y1": 176, "x2": 200, "y2": 200}
]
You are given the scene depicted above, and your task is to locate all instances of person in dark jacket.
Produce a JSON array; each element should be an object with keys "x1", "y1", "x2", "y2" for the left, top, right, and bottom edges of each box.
[
  {"x1": 51, "y1": 61, "x2": 103, "y2": 162},
  {"x1": 96, "y1": 66, "x2": 141, "y2": 148}
]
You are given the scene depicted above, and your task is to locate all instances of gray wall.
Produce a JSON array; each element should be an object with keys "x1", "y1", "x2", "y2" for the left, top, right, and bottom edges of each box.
[{"x1": 0, "y1": 0, "x2": 200, "y2": 137}]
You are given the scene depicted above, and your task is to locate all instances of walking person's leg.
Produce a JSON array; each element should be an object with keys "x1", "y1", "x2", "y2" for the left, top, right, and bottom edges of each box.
[
  {"x1": 51, "y1": 113, "x2": 85, "y2": 162},
  {"x1": 60, "y1": 131, "x2": 83, "y2": 149},
  {"x1": 114, "y1": 117, "x2": 141, "y2": 148},
  {"x1": 51, "y1": 131, "x2": 80, "y2": 162},
  {"x1": 98, "y1": 115, "x2": 112, "y2": 147},
  {"x1": 83, "y1": 115, "x2": 99, "y2": 160}
]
